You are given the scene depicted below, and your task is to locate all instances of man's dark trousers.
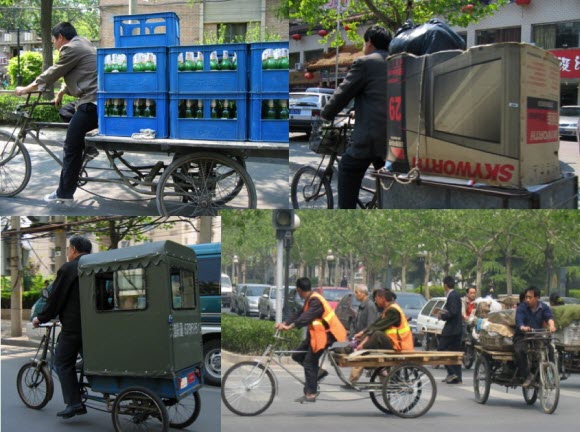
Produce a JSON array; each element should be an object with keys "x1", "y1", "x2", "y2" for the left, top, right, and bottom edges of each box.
[
  {"x1": 438, "y1": 335, "x2": 462, "y2": 379},
  {"x1": 54, "y1": 331, "x2": 83, "y2": 406},
  {"x1": 57, "y1": 103, "x2": 98, "y2": 199},
  {"x1": 292, "y1": 338, "x2": 325, "y2": 395},
  {"x1": 338, "y1": 154, "x2": 383, "y2": 209}
]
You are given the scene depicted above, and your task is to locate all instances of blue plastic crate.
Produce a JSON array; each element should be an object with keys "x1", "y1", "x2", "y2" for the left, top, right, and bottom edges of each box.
[
  {"x1": 249, "y1": 42, "x2": 289, "y2": 93},
  {"x1": 168, "y1": 44, "x2": 248, "y2": 93},
  {"x1": 97, "y1": 46, "x2": 168, "y2": 92},
  {"x1": 169, "y1": 92, "x2": 247, "y2": 141},
  {"x1": 98, "y1": 92, "x2": 168, "y2": 138},
  {"x1": 114, "y1": 12, "x2": 180, "y2": 48},
  {"x1": 249, "y1": 92, "x2": 288, "y2": 142}
]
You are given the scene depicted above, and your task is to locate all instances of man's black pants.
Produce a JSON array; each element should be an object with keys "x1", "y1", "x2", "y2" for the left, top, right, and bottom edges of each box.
[
  {"x1": 438, "y1": 334, "x2": 462, "y2": 379},
  {"x1": 365, "y1": 331, "x2": 393, "y2": 349},
  {"x1": 338, "y1": 154, "x2": 383, "y2": 209},
  {"x1": 55, "y1": 331, "x2": 83, "y2": 406},
  {"x1": 56, "y1": 103, "x2": 98, "y2": 199},
  {"x1": 292, "y1": 334, "x2": 337, "y2": 395}
]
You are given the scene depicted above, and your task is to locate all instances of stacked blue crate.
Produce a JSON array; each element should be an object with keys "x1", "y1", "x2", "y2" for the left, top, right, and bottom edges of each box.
[
  {"x1": 98, "y1": 13, "x2": 179, "y2": 138},
  {"x1": 248, "y1": 42, "x2": 289, "y2": 142},
  {"x1": 168, "y1": 44, "x2": 249, "y2": 140}
]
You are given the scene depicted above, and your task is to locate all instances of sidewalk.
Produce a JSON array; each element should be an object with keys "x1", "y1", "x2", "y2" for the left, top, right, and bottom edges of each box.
[{"x1": 1, "y1": 319, "x2": 37, "y2": 348}]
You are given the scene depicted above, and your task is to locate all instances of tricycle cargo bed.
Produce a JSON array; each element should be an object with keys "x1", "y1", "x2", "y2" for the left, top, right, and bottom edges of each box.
[{"x1": 334, "y1": 349, "x2": 463, "y2": 368}]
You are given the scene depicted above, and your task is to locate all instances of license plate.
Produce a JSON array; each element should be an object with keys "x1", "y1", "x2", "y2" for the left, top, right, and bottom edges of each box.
[{"x1": 290, "y1": 109, "x2": 301, "y2": 115}]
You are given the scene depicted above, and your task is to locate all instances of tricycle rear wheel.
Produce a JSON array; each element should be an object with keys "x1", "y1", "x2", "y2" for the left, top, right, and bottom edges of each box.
[
  {"x1": 112, "y1": 386, "x2": 169, "y2": 432},
  {"x1": 369, "y1": 367, "x2": 391, "y2": 414},
  {"x1": 16, "y1": 362, "x2": 54, "y2": 409},
  {"x1": 382, "y1": 364, "x2": 436, "y2": 419},
  {"x1": 473, "y1": 355, "x2": 491, "y2": 404},
  {"x1": 165, "y1": 391, "x2": 201, "y2": 429},
  {"x1": 522, "y1": 385, "x2": 538, "y2": 405}
]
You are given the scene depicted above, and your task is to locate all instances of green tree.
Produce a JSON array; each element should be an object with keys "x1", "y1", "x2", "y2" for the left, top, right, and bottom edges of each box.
[
  {"x1": 6, "y1": 51, "x2": 43, "y2": 86},
  {"x1": 288, "y1": 0, "x2": 511, "y2": 47}
]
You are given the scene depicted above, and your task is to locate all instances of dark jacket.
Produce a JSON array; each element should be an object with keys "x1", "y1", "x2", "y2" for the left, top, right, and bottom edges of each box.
[
  {"x1": 37, "y1": 255, "x2": 84, "y2": 334},
  {"x1": 286, "y1": 295, "x2": 324, "y2": 329},
  {"x1": 440, "y1": 289, "x2": 463, "y2": 336},
  {"x1": 353, "y1": 297, "x2": 379, "y2": 335},
  {"x1": 321, "y1": 49, "x2": 389, "y2": 160}
]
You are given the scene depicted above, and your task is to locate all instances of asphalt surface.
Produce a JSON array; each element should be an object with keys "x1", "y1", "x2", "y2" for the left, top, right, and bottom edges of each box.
[{"x1": 0, "y1": 126, "x2": 290, "y2": 215}]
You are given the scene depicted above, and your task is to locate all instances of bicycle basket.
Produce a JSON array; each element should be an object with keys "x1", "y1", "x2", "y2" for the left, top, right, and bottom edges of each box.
[{"x1": 309, "y1": 124, "x2": 348, "y2": 156}]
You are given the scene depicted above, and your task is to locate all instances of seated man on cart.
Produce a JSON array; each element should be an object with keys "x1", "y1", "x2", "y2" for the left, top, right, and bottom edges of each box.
[
  {"x1": 514, "y1": 286, "x2": 556, "y2": 387},
  {"x1": 347, "y1": 289, "x2": 414, "y2": 385}
]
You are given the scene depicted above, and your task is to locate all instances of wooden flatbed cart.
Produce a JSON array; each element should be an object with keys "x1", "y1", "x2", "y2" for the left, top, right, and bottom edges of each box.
[{"x1": 221, "y1": 332, "x2": 463, "y2": 419}]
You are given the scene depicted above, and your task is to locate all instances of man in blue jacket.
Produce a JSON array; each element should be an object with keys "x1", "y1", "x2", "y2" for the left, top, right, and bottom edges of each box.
[
  {"x1": 437, "y1": 276, "x2": 463, "y2": 384},
  {"x1": 514, "y1": 287, "x2": 556, "y2": 387}
]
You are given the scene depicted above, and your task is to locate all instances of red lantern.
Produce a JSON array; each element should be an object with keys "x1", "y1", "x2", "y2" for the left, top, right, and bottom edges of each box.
[
  {"x1": 304, "y1": 71, "x2": 314, "y2": 80},
  {"x1": 516, "y1": 0, "x2": 531, "y2": 5},
  {"x1": 291, "y1": 33, "x2": 302, "y2": 41},
  {"x1": 461, "y1": 4, "x2": 474, "y2": 13},
  {"x1": 318, "y1": 29, "x2": 328, "y2": 37},
  {"x1": 344, "y1": 25, "x2": 351, "y2": 31}
]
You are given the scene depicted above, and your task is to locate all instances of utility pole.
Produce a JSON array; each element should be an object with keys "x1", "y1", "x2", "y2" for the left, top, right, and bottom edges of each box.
[
  {"x1": 53, "y1": 216, "x2": 67, "y2": 270},
  {"x1": 10, "y1": 216, "x2": 22, "y2": 337},
  {"x1": 199, "y1": 217, "x2": 212, "y2": 244}
]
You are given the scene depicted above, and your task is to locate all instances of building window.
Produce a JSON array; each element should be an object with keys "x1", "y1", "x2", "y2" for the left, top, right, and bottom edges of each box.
[
  {"x1": 218, "y1": 23, "x2": 247, "y2": 43},
  {"x1": 289, "y1": 52, "x2": 300, "y2": 70},
  {"x1": 476, "y1": 27, "x2": 521, "y2": 45},
  {"x1": 304, "y1": 49, "x2": 324, "y2": 63},
  {"x1": 533, "y1": 21, "x2": 580, "y2": 50}
]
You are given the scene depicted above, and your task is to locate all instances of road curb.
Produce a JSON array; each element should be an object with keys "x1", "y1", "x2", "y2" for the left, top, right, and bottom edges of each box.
[
  {"x1": 1, "y1": 337, "x2": 37, "y2": 348},
  {"x1": 222, "y1": 349, "x2": 296, "y2": 365}
]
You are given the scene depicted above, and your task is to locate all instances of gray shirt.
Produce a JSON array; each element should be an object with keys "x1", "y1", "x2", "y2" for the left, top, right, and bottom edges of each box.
[
  {"x1": 352, "y1": 296, "x2": 379, "y2": 336},
  {"x1": 34, "y1": 36, "x2": 97, "y2": 107}
]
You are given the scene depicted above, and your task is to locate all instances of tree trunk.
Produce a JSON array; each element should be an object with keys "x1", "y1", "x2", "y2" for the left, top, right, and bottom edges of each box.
[
  {"x1": 545, "y1": 245, "x2": 555, "y2": 294},
  {"x1": 506, "y1": 252, "x2": 513, "y2": 295},
  {"x1": 423, "y1": 252, "x2": 432, "y2": 299},
  {"x1": 476, "y1": 253, "x2": 483, "y2": 297},
  {"x1": 40, "y1": 0, "x2": 55, "y2": 100}
]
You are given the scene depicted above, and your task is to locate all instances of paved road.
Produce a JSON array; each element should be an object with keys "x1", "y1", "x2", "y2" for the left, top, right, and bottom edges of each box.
[
  {"x1": 0, "y1": 126, "x2": 289, "y2": 215},
  {"x1": 290, "y1": 133, "x2": 580, "y2": 208},
  {"x1": 222, "y1": 355, "x2": 580, "y2": 432},
  {"x1": 1, "y1": 344, "x2": 221, "y2": 432}
]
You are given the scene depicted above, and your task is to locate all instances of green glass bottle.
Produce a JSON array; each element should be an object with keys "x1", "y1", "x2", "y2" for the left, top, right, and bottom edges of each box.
[
  {"x1": 150, "y1": 100, "x2": 156, "y2": 117},
  {"x1": 231, "y1": 52, "x2": 237, "y2": 70},
  {"x1": 143, "y1": 100, "x2": 151, "y2": 118},
  {"x1": 196, "y1": 100, "x2": 203, "y2": 118},
  {"x1": 134, "y1": 99, "x2": 141, "y2": 117},
  {"x1": 221, "y1": 50, "x2": 232, "y2": 71},
  {"x1": 119, "y1": 54, "x2": 127, "y2": 72},
  {"x1": 262, "y1": 49, "x2": 269, "y2": 69},
  {"x1": 132, "y1": 54, "x2": 143, "y2": 72},
  {"x1": 177, "y1": 53, "x2": 186, "y2": 71},
  {"x1": 266, "y1": 50, "x2": 277, "y2": 70},
  {"x1": 185, "y1": 100, "x2": 193, "y2": 118},
  {"x1": 210, "y1": 51, "x2": 219, "y2": 71},
  {"x1": 221, "y1": 100, "x2": 230, "y2": 119},
  {"x1": 104, "y1": 55, "x2": 112, "y2": 73},
  {"x1": 111, "y1": 99, "x2": 119, "y2": 116},
  {"x1": 279, "y1": 49, "x2": 289, "y2": 69},
  {"x1": 195, "y1": 51, "x2": 204, "y2": 71},
  {"x1": 185, "y1": 52, "x2": 195, "y2": 71},
  {"x1": 279, "y1": 100, "x2": 289, "y2": 119},
  {"x1": 266, "y1": 99, "x2": 276, "y2": 119},
  {"x1": 210, "y1": 100, "x2": 218, "y2": 118},
  {"x1": 230, "y1": 100, "x2": 236, "y2": 119},
  {"x1": 144, "y1": 53, "x2": 155, "y2": 72}
]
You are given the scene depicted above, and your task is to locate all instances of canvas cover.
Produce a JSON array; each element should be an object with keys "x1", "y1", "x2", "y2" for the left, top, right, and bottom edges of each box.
[{"x1": 79, "y1": 241, "x2": 203, "y2": 379}]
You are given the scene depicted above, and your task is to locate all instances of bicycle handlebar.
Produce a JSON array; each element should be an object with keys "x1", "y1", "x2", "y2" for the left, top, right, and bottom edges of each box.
[{"x1": 38, "y1": 321, "x2": 61, "y2": 328}]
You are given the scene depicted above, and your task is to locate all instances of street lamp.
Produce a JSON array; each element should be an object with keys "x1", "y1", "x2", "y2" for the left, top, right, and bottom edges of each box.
[
  {"x1": 326, "y1": 249, "x2": 335, "y2": 286},
  {"x1": 233, "y1": 255, "x2": 239, "y2": 285}
]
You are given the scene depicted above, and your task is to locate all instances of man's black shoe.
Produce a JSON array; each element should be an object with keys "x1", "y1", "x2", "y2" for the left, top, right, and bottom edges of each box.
[
  {"x1": 446, "y1": 376, "x2": 463, "y2": 384},
  {"x1": 57, "y1": 404, "x2": 87, "y2": 419},
  {"x1": 317, "y1": 369, "x2": 329, "y2": 381}
]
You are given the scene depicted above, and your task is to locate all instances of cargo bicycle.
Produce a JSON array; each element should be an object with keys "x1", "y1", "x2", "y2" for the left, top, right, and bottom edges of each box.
[
  {"x1": 16, "y1": 241, "x2": 204, "y2": 431},
  {"x1": 0, "y1": 91, "x2": 287, "y2": 214},
  {"x1": 221, "y1": 330, "x2": 463, "y2": 418},
  {"x1": 291, "y1": 118, "x2": 379, "y2": 209},
  {"x1": 473, "y1": 329, "x2": 560, "y2": 414}
]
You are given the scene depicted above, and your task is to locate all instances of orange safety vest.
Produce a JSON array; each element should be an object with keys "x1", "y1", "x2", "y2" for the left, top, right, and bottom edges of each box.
[
  {"x1": 304, "y1": 292, "x2": 347, "y2": 352},
  {"x1": 384, "y1": 303, "x2": 414, "y2": 352}
]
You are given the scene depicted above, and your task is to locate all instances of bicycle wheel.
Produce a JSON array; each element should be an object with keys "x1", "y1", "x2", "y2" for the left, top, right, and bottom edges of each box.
[
  {"x1": 112, "y1": 386, "x2": 169, "y2": 432},
  {"x1": 16, "y1": 362, "x2": 54, "y2": 409},
  {"x1": 382, "y1": 364, "x2": 436, "y2": 419},
  {"x1": 463, "y1": 345, "x2": 475, "y2": 369},
  {"x1": 221, "y1": 361, "x2": 276, "y2": 416},
  {"x1": 0, "y1": 131, "x2": 31, "y2": 197},
  {"x1": 539, "y1": 361, "x2": 559, "y2": 414},
  {"x1": 473, "y1": 355, "x2": 491, "y2": 404},
  {"x1": 156, "y1": 152, "x2": 257, "y2": 216},
  {"x1": 522, "y1": 385, "x2": 538, "y2": 405},
  {"x1": 165, "y1": 391, "x2": 201, "y2": 429},
  {"x1": 369, "y1": 368, "x2": 391, "y2": 414},
  {"x1": 291, "y1": 166, "x2": 334, "y2": 209}
]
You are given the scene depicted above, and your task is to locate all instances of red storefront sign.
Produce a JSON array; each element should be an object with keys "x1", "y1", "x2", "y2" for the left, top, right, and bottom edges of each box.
[{"x1": 549, "y1": 48, "x2": 580, "y2": 79}]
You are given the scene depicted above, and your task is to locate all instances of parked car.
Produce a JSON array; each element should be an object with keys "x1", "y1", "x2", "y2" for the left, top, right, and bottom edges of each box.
[
  {"x1": 286, "y1": 286, "x2": 303, "y2": 317},
  {"x1": 230, "y1": 284, "x2": 243, "y2": 313},
  {"x1": 289, "y1": 92, "x2": 333, "y2": 137},
  {"x1": 395, "y1": 292, "x2": 427, "y2": 345},
  {"x1": 236, "y1": 283, "x2": 271, "y2": 316},
  {"x1": 315, "y1": 286, "x2": 351, "y2": 309},
  {"x1": 416, "y1": 296, "x2": 447, "y2": 350},
  {"x1": 221, "y1": 273, "x2": 233, "y2": 307},
  {"x1": 258, "y1": 285, "x2": 279, "y2": 320},
  {"x1": 305, "y1": 87, "x2": 335, "y2": 95},
  {"x1": 559, "y1": 105, "x2": 580, "y2": 140}
]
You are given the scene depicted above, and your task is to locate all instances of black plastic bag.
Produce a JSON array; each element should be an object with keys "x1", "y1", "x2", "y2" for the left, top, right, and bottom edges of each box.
[{"x1": 389, "y1": 19, "x2": 466, "y2": 56}]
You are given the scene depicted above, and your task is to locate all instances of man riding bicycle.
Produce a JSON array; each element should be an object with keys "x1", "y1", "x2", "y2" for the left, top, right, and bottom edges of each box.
[{"x1": 514, "y1": 287, "x2": 556, "y2": 388}]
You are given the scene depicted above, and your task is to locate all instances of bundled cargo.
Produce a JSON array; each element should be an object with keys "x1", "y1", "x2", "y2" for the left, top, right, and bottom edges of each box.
[
  {"x1": 552, "y1": 305, "x2": 580, "y2": 346},
  {"x1": 386, "y1": 43, "x2": 562, "y2": 188},
  {"x1": 479, "y1": 330, "x2": 514, "y2": 351}
]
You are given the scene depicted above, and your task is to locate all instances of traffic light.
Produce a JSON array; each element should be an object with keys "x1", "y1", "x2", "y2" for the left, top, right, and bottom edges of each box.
[{"x1": 272, "y1": 210, "x2": 300, "y2": 239}]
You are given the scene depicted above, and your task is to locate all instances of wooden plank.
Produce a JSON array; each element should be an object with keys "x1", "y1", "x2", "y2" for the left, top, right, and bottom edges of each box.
[{"x1": 333, "y1": 349, "x2": 464, "y2": 368}]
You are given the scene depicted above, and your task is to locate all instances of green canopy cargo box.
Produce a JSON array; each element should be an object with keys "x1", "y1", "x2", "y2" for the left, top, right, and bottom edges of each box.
[{"x1": 78, "y1": 240, "x2": 203, "y2": 399}]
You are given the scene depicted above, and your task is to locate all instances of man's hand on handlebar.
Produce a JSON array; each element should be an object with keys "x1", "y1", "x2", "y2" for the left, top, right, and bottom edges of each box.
[
  {"x1": 32, "y1": 317, "x2": 41, "y2": 328},
  {"x1": 275, "y1": 322, "x2": 294, "y2": 331},
  {"x1": 15, "y1": 83, "x2": 40, "y2": 96}
]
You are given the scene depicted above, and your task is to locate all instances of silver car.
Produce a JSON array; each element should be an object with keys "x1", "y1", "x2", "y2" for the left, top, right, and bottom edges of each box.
[
  {"x1": 237, "y1": 283, "x2": 270, "y2": 317},
  {"x1": 289, "y1": 92, "x2": 333, "y2": 136},
  {"x1": 258, "y1": 286, "x2": 278, "y2": 320},
  {"x1": 559, "y1": 105, "x2": 580, "y2": 140}
]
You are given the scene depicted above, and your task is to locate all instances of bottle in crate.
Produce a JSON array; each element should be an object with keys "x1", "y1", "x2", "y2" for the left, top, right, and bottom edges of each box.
[
  {"x1": 278, "y1": 49, "x2": 289, "y2": 70},
  {"x1": 134, "y1": 99, "x2": 142, "y2": 117},
  {"x1": 231, "y1": 52, "x2": 238, "y2": 70},
  {"x1": 265, "y1": 99, "x2": 276, "y2": 119},
  {"x1": 185, "y1": 52, "x2": 196, "y2": 71},
  {"x1": 185, "y1": 100, "x2": 194, "y2": 118},
  {"x1": 221, "y1": 100, "x2": 230, "y2": 119},
  {"x1": 210, "y1": 99, "x2": 218, "y2": 118},
  {"x1": 279, "y1": 100, "x2": 289, "y2": 119},
  {"x1": 121, "y1": 100, "x2": 127, "y2": 116},
  {"x1": 210, "y1": 51, "x2": 219, "y2": 71},
  {"x1": 196, "y1": 100, "x2": 203, "y2": 118},
  {"x1": 110, "y1": 99, "x2": 120, "y2": 116},
  {"x1": 221, "y1": 51, "x2": 232, "y2": 70},
  {"x1": 144, "y1": 53, "x2": 156, "y2": 72},
  {"x1": 196, "y1": 51, "x2": 204, "y2": 71},
  {"x1": 230, "y1": 100, "x2": 237, "y2": 119}
]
